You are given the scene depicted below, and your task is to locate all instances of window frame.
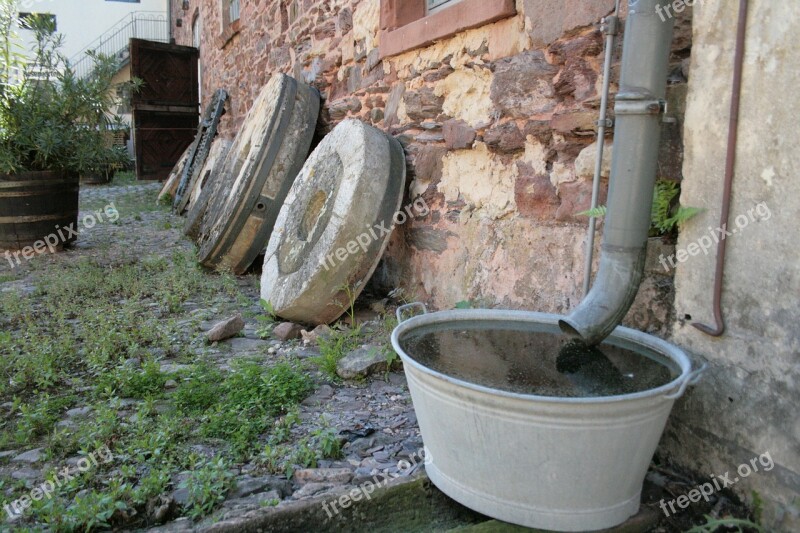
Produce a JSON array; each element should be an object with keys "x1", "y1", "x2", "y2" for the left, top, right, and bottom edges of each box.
[
  {"x1": 379, "y1": 0, "x2": 516, "y2": 59},
  {"x1": 228, "y1": 0, "x2": 240, "y2": 23},
  {"x1": 218, "y1": 0, "x2": 241, "y2": 49},
  {"x1": 427, "y1": 0, "x2": 463, "y2": 15}
]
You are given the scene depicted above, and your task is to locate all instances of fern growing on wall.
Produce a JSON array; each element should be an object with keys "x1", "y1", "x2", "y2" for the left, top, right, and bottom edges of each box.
[
  {"x1": 650, "y1": 180, "x2": 703, "y2": 234},
  {"x1": 577, "y1": 179, "x2": 703, "y2": 237}
]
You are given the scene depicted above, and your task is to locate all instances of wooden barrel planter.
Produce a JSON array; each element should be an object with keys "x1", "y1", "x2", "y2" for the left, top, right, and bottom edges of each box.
[
  {"x1": 80, "y1": 169, "x2": 113, "y2": 185},
  {"x1": 0, "y1": 171, "x2": 80, "y2": 252}
]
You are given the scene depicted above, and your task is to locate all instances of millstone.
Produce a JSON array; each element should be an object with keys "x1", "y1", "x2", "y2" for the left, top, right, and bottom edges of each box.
[
  {"x1": 198, "y1": 74, "x2": 320, "y2": 274},
  {"x1": 261, "y1": 119, "x2": 407, "y2": 325},
  {"x1": 182, "y1": 137, "x2": 232, "y2": 231},
  {"x1": 174, "y1": 89, "x2": 228, "y2": 215},
  {"x1": 157, "y1": 145, "x2": 191, "y2": 204}
]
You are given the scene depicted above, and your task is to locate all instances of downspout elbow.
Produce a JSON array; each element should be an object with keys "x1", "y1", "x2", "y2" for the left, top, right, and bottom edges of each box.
[{"x1": 559, "y1": 245, "x2": 646, "y2": 346}]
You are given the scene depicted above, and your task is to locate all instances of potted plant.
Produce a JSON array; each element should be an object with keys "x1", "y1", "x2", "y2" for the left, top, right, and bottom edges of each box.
[{"x1": 0, "y1": 0, "x2": 135, "y2": 251}]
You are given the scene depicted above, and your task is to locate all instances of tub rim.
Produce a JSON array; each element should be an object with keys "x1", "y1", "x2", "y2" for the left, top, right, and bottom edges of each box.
[{"x1": 391, "y1": 307, "x2": 703, "y2": 405}]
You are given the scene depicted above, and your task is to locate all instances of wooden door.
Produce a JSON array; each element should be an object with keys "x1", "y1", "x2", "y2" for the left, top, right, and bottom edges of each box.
[{"x1": 130, "y1": 39, "x2": 199, "y2": 181}]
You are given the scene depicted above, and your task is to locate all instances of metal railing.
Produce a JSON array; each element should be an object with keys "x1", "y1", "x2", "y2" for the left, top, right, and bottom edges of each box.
[{"x1": 69, "y1": 11, "x2": 169, "y2": 78}]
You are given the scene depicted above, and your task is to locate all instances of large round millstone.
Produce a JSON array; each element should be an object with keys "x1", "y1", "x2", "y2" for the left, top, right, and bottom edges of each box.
[
  {"x1": 261, "y1": 119, "x2": 407, "y2": 325},
  {"x1": 182, "y1": 137, "x2": 232, "y2": 236},
  {"x1": 198, "y1": 74, "x2": 320, "y2": 274}
]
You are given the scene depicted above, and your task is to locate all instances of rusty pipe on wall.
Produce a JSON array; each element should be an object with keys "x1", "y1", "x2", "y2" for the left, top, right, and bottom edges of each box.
[{"x1": 692, "y1": 0, "x2": 749, "y2": 337}]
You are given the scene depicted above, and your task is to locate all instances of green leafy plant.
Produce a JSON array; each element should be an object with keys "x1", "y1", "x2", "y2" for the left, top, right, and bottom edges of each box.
[
  {"x1": 650, "y1": 179, "x2": 704, "y2": 234},
  {"x1": 96, "y1": 359, "x2": 169, "y2": 400},
  {"x1": 258, "y1": 420, "x2": 343, "y2": 478},
  {"x1": 255, "y1": 298, "x2": 277, "y2": 339},
  {"x1": 0, "y1": 1, "x2": 138, "y2": 175},
  {"x1": 311, "y1": 424, "x2": 343, "y2": 460},
  {"x1": 180, "y1": 457, "x2": 236, "y2": 520},
  {"x1": 191, "y1": 359, "x2": 312, "y2": 458},
  {"x1": 577, "y1": 205, "x2": 607, "y2": 218},
  {"x1": 312, "y1": 325, "x2": 364, "y2": 380}
]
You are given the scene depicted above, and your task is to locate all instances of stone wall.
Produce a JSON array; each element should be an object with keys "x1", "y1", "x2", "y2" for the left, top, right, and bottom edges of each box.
[
  {"x1": 167, "y1": 2, "x2": 800, "y2": 526},
  {"x1": 663, "y1": 0, "x2": 800, "y2": 528},
  {"x1": 171, "y1": 0, "x2": 691, "y2": 339}
]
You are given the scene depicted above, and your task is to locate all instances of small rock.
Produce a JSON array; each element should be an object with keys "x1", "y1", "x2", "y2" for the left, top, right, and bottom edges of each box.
[
  {"x1": 206, "y1": 314, "x2": 245, "y2": 343},
  {"x1": 56, "y1": 419, "x2": 78, "y2": 430},
  {"x1": 222, "y1": 489, "x2": 282, "y2": 509},
  {"x1": 574, "y1": 141, "x2": 614, "y2": 179},
  {"x1": 230, "y1": 476, "x2": 274, "y2": 499},
  {"x1": 295, "y1": 347, "x2": 321, "y2": 359},
  {"x1": 12, "y1": 448, "x2": 44, "y2": 464},
  {"x1": 11, "y1": 466, "x2": 40, "y2": 480},
  {"x1": 293, "y1": 468, "x2": 353, "y2": 485},
  {"x1": 171, "y1": 487, "x2": 190, "y2": 507},
  {"x1": 301, "y1": 324, "x2": 332, "y2": 345},
  {"x1": 164, "y1": 379, "x2": 178, "y2": 389},
  {"x1": 337, "y1": 347, "x2": 388, "y2": 379},
  {"x1": 484, "y1": 121, "x2": 526, "y2": 153},
  {"x1": 159, "y1": 362, "x2": 191, "y2": 374},
  {"x1": 146, "y1": 495, "x2": 172, "y2": 523},
  {"x1": 66, "y1": 406, "x2": 93, "y2": 419},
  {"x1": 369, "y1": 299, "x2": 388, "y2": 315},
  {"x1": 373, "y1": 451, "x2": 390, "y2": 462},
  {"x1": 273, "y1": 322, "x2": 304, "y2": 341},
  {"x1": 291, "y1": 482, "x2": 337, "y2": 500},
  {"x1": 227, "y1": 337, "x2": 269, "y2": 352},
  {"x1": 0, "y1": 450, "x2": 19, "y2": 460},
  {"x1": 443, "y1": 119, "x2": 477, "y2": 150},
  {"x1": 301, "y1": 384, "x2": 336, "y2": 406},
  {"x1": 354, "y1": 466, "x2": 375, "y2": 479}
]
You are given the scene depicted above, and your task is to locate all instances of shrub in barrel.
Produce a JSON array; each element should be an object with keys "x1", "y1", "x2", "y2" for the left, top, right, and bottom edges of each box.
[{"x1": 0, "y1": 2, "x2": 134, "y2": 252}]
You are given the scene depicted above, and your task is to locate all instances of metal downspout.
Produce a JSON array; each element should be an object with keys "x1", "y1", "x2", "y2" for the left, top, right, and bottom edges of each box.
[
  {"x1": 583, "y1": 1, "x2": 621, "y2": 296},
  {"x1": 560, "y1": 0, "x2": 675, "y2": 346}
]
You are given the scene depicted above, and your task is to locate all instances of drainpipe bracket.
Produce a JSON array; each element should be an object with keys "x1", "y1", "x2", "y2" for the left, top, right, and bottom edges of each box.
[
  {"x1": 659, "y1": 99, "x2": 678, "y2": 123},
  {"x1": 614, "y1": 99, "x2": 665, "y2": 116},
  {"x1": 596, "y1": 118, "x2": 614, "y2": 128},
  {"x1": 601, "y1": 15, "x2": 620, "y2": 36}
]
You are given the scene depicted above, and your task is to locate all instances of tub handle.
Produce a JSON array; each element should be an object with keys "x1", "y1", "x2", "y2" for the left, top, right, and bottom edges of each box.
[
  {"x1": 664, "y1": 363, "x2": 707, "y2": 400},
  {"x1": 396, "y1": 302, "x2": 428, "y2": 323}
]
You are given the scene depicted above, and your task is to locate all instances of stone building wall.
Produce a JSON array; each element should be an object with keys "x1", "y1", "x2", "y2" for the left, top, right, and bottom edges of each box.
[
  {"x1": 170, "y1": 0, "x2": 691, "y2": 339},
  {"x1": 664, "y1": 0, "x2": 800, "y2": 528},
  {"x1": 167, "y1": 2, "x2": 800, "y2": 527}
]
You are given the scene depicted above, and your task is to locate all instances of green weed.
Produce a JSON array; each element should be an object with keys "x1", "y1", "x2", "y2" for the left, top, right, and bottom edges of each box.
[{"x1": 181, "y1": 457, "x2": 236, "y2": 520}]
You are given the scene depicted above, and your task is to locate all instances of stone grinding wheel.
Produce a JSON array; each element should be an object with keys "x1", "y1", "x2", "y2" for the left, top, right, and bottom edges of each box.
[
  {"x1": 182, "y1": 138, "x2": 232, "y2": 221},
  {"x1": 260, "y1": 119, "x2": 407, "y2": 325},
  {"x1": 157, "y1": 145, "x2": 191, "y2": 204},
  {"x1": 174, "y1": 88, "x2": 228, "y2": 215},
  {"x1": 183, "y1": 144, "x2": 225, "y2": 240},
  {"x1": 198, "y1": 74, "x2": 320, "y2": 273}
]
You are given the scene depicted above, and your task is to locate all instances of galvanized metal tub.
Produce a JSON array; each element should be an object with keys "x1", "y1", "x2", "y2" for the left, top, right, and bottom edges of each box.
[{"x1": 391, "y1": 306, "x2": 704, "y2": 532}]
